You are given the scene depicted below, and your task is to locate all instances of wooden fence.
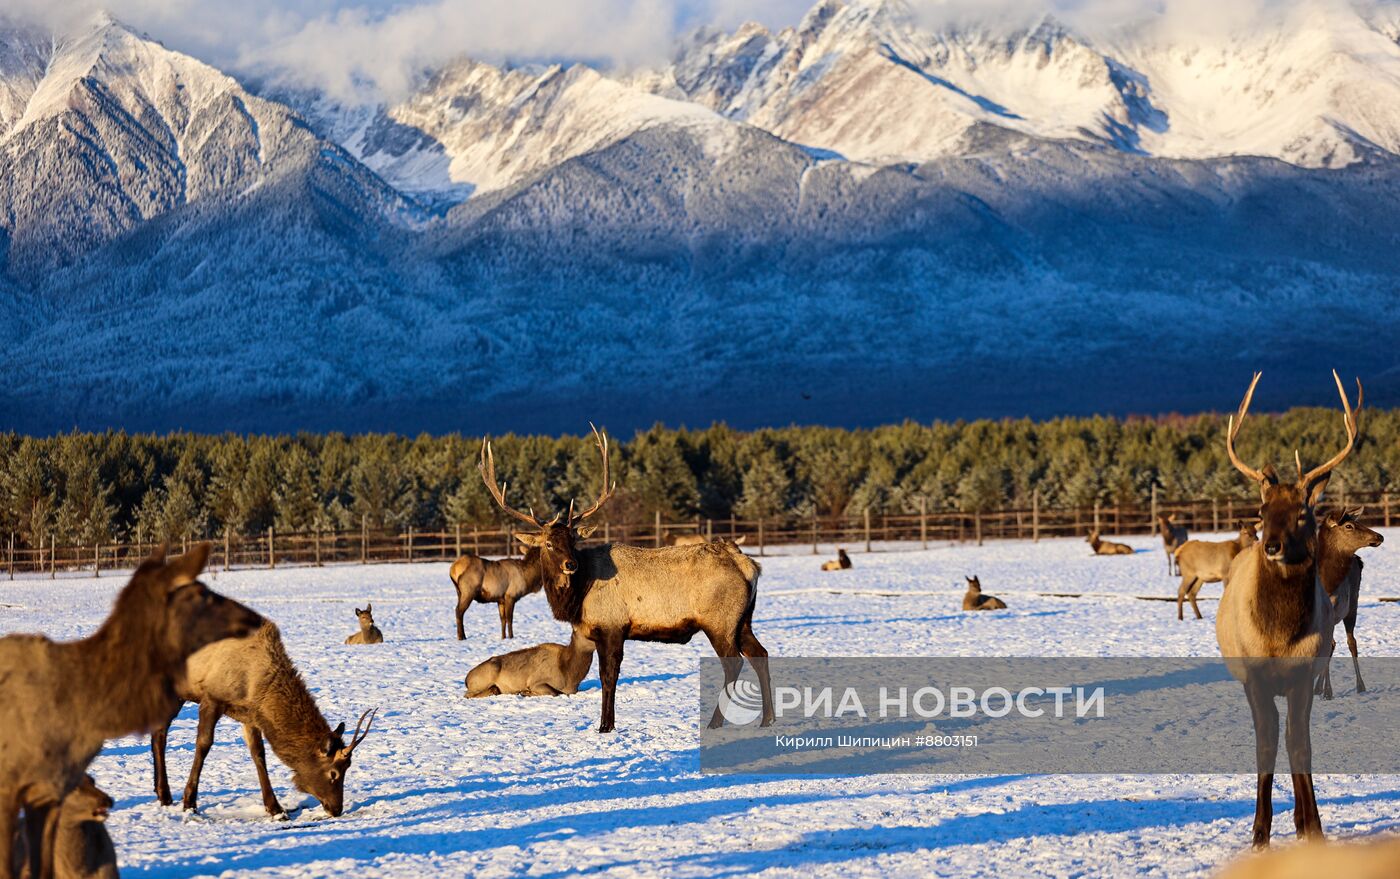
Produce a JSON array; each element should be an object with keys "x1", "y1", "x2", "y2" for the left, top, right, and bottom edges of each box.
[{"x1": 5, "y1": 488, "x2": 1394, "y2": 579}]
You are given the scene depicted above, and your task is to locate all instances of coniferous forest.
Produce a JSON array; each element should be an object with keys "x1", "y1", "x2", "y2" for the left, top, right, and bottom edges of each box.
[{"x1": 2, "y1": 406, "x2": 1396, "y2": 550}]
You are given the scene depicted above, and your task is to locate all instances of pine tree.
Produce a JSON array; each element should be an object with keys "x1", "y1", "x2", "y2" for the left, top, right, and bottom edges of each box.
[
  {"x1": 275, "y1": 444, "x2": 321, "y2": 532},
  {"x1": 736, "y1": 448, "x2": 791, "y2": 521}
]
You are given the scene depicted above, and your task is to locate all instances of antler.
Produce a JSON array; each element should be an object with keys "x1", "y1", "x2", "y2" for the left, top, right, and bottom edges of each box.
[
  {"x1": 1300, "y1": 370, "x2": 1362, "y2": 489},
  {"x1": 1226, "y1": 372, "x2": 1268, "y2": 484},
  {"x1": 347, "y1": 707, "x2": 377, "y2": 753},
  {"x1": 568, "y1": 423, "x2": 615, "y2": 526},
  {"x1": 479, "y1": 439, "x2": 549, "y2": 528}
]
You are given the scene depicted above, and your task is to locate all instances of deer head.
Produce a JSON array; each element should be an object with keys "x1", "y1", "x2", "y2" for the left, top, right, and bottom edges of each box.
[
  {"x1": 1226, "y1": 371, "x2": 1361, "y2": 566},
  {"x1": 355, "y1": 605, "x2": 374, "y2": 626},
  {"x1": 134, "y1": 543, "x2": 262, "y2": 665},
  {"x1": 295, "y1": 707, "x2": 376, "y2": 817},
  {"x1": 966, "y1": 576, "x2": 981, "y2": 592},
  {"x1": 1320, "y1": 507, "x2": 1385, "y2": 554},
  {"x1": 480, "y1": 424, "x2": 614, "y2": 593}
]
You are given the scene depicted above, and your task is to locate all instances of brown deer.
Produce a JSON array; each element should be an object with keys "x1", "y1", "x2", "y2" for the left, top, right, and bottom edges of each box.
[
  {"x1": 820, "y1": 549, "x2": 852, "y2": 571},
  {"x1": 344, "y1": 605, "x2": 383, "y2": 644},
  {"x1": 479, "y1": 425, "x2": 774, "y2": 733},
  {"x1": 1216, "y1": 370, "x2": 1359, "y2": 849},
  {"x1": 11, "y1": 775, "x2": 117, "y2": 879},
  {"x1": 1175, "y1": 522, "x2": 1259, "y2": 621},
  {"x1": 0, "y1": 544, "x2": 260, "y2": 879},
  {"x1": 1314, "y1": 508, "x2": 1383, "y2": 699},
  {"x1": 1087, "y1": 531, "x2": 1133, "y2": 555},
  {"x1": 465, "y1": 629, "x2": 596, "y2": 697},
  {"x1": 1158, "y1": 513, "x2": 1189, "y2": 574},
  {"x1": 448, "y1": 542, "x2": 546, "y2": 640},
  {"x1": 150, "y1": 621, "x2": 376, "y2": 818},
  {"x1": 962, "y1": 576, "x2": 1007, "y2": 611}
]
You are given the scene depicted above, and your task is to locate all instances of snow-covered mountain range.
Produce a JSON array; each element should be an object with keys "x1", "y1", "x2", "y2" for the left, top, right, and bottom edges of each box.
[{"x1": 3, "y1": 1, "x2": 1400, "y2": 434}]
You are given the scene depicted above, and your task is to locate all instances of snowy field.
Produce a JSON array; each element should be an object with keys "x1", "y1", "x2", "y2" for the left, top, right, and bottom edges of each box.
[{"x1": 4, "y1": 532, "x2": 1400, "y2": 878}]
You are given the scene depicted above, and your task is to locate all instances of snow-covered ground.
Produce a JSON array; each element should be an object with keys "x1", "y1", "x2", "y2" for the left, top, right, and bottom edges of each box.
[{"x1": 4, "y1": 532, "x2": 1400, "y2": 878}]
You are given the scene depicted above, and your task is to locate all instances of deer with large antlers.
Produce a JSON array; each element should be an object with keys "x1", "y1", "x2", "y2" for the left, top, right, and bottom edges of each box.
[
  {"x1": 479, "y1": 425, "x2": 774, "y2": 733},
  {"x1": 1216, "y1": 370, "x2": 1360, "y2": 849},
  {"x1": 150, "y1": 621, "x2": 376, "y2": 818}
]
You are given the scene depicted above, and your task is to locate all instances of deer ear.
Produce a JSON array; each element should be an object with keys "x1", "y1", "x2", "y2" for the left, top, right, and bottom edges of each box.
[
  {"x1": 327, "y1": 722, "x2": 346, "y2": 754},
  {"x1": 732, "y1": 535, "x2": 746, "y2": 546},
  {"x1": 365, "y1": 603, "x2": 372, "y2": 614},
  {"x1": 166, "y1": 542, "x2": 211, "y2": 584},
  {"x1": 575, "y1": 524, "x2": 598, "y2": 539},
  {"x1": 355, "y1": 607, "x2": 363, "y2": 615},
  {"x1": 516, "y1": 532, "x2": 545, "y2": 547},
  {"x1": 1306, "y1": 474, "x2": 1331, "y2": 508}
]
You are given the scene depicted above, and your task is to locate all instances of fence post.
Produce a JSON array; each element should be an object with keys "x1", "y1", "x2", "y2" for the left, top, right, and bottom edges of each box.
[
  {"x1": 455, "y1": 523, "x2": 462, "y2": 557},
  {"x1": 864, "y1": 509, "x2": 872, "y2": 553},
  {"x1": 706, "y1": 518, "x2": 713, "y2": 542},
  {"x1": 1212, "y1": 499, "x2": 1219, "y2": 533},
  {"x1": 812, "y1": 513, "x2": 819, "y2": 555},
  {"x1": 315, "y1": 530, "x2": 322, "y2": 567},
  {"x1": 7, "y1": 533, "x2": 13, "y2": 580},
  {"x1": 361, "y1": 515, "x2": 368, "y2": 564},
  {"x1": 1093, "y1": 500, "x2": 1101, "y2": 534},
  {"x1": 268, "y1": 526, "x2": 275, "y2": 569},
  {"x1": 758, "y1": 518, "x2": 766, "y2": 557},
  {"x1": 49, "y1": 534, "x2": 55, "y2": 579},
  {"x1": 407, "y1": 526, "x2": 414, "y2": 562},
  {"x1": 654, "y1": 510, "x2": 662, "y2": 548},
  {"x1": 919, "y1": 497, "x2": 928, "y2": 550},
  {"x1": 603, "y1": 522, "x2": 609, "y2": 544},
  {"x1": 1150, "y1": 484, "x2": 1159, "y2": 528},
  {"x1": 1386, "y1": 494, "x2": 1393, "y2": 528},
  {"x1": 225, "y1": 529, "x2": 232, "y2": 572},
  {"x1": 975, "y1": 510, "x2": 983, "y2": 546},
  {"x1": 94, "y1": 543, "x2": 100, "y2": 577},
  {"x1": 1032, "y1": 490, "x2": 1040, "y2": 543}
]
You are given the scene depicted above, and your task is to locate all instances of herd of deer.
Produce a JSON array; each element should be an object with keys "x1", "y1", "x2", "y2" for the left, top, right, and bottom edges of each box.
[{"x1": 0, "y1": 372, "x2": 1387, "y2": 876}]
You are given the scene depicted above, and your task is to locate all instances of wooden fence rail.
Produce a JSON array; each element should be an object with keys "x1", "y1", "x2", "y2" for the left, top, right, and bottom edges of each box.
[{"x1": 4, "y1": 491, "x2": 1393, "y2": 579}]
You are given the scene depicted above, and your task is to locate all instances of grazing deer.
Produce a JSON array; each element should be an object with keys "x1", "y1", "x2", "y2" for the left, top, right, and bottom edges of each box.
[
  {"x1": 1087, "y1": 531, "x2": 1133, "y2": 555},
  {"x1": 465, "y1": 629, "x2": 596, "y2": 697},
  {"x1": 1158, "y1": 514, "x2": 1189, "y2": 575},
  {"x1": 1175, "y1": 522, "x2": 1259, "y2": 621},
  {"x1": 11, "y1": 775, "x2": 117, "y2": 879},
  {"x1": 1216, "y1": 370, "x2": 1359, "y2": 849},
  {"x1": 0, "y1": 544, "x2": 260, "y2": 879},
  {"x1": 962, "y1": 576, "x2": 1007, "y2": 611},
  {"x1": 448, "y1": 543, "x2": 547, "y2": 641},
  {"x1": 344, "y1": 605, "x2": 383, "y2": 644},
  {"x1": 150, "y1": 621, "x2": 377, "y2": 818},
  {"x1": 1314, "y1": 508, "x2": 1383, "y2": 699},
  {"x1": 479, "y1": 425, "x2": 774, "y2": 733},
  {"x1": 820, "y1": 549, "x2": 852, "y2": 571}
]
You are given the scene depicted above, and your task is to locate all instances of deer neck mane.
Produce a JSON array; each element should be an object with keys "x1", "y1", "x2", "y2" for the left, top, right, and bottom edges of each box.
[
  {"x1": 1247, "y1": 550, "x2": 1318, "y2": 646},
  {"x1": 1315, "y1": 530, "x2": 1357, "y2": 597},
  {"x1": 63, "y1": 578, "x2": 181, "y2": 743},
  {"x1": 254, "y1": 633, "x2": 331, "y2": 767}
]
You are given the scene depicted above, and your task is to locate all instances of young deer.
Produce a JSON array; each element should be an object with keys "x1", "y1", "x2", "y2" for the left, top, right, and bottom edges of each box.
[
  {"x1": 479, "y1": 425, "x2": 773, "y2": 733},
  {"x1": 820, "y1": 549, "x2": 852, "y2": 571},
  {"x1": 1158, "y1": 514, "x2": 1189, "y2": 575},
  {"x1": 1314, "y1": 508, "x2": 1383, "y2": 699},
  {"x1": 1216, "y1": 370, "x2": 1359, "y2": 848},
  {"x1": 344, "y1": 605, "x2": 383, "y2": 644},
  {"x1": 1087, "y1": 531, "x2": 1133, "y2": 555},
  {"x1": 962, "y1": 576, "x2": 1007, "y2": 611},
  {"x1": 465, "y1": 629, "x2": 596, "y2": 697},
  {"x1": 11, "y1": 775, "x2": 117, "y2": 879},
  {"x1": 1175, "y1": 522, "x2": 1258, "y2": 621},
  {"x1": 0, "y1": 544, "x2": 260, "y2": 879},
  {"x1": 151, "y1": 621, "x2": 376, "y2": 818}
]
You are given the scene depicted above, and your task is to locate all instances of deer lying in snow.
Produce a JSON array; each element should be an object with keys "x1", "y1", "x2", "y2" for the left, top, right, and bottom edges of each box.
[
  {"x1": 821, "y1": 549, "x2": 852, "y2": 571},
  {"x1": 0, "y1": 544, "x2": 260, "y2": 879},
  {"x1": 479, "y1": 426, "x2": 774, "y2": 732},
  {"x1": 465, "y1": 630, "x2": 595, "y2": 697},
  {"x1": 1158, "y1": 514, "x2": 1189, "y2": 575},
  {"x1": 11, "y1": 775, "x2": 116, "y2": 879},
  {"x1": 1087, "y1": 531, "x2": 1133, "y2": 555},
  {"x1": 1175, "y1": 522, "x2": 1259, "y2": 621},
  {"x1": 962, "y1": 577, "x2": 1006, "y2": 611},
  {"x1": 1314, "y1": 508, "x2": 1383, "y2": 699},
  {"x1": 150, "y1": 621, "x2": 376, "y2": 818},
  {"x1": 1216, "y1": 370, "x2": 1360, "y2": 848},
  {"x1": 344, "y1": 605, "x2": 383, "y2": 644}
]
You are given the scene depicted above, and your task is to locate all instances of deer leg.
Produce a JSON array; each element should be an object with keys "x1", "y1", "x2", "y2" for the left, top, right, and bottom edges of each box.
[
  {"x1": 151, "y1": 702, "x2": 180, "y2": 807},
  {"x1": 0, "y1": 794, "x2": 16, "y2": 879},
  {"x1": 242, "y1": 725, "x2": 285, "y2": 817},
  {"x1": 182, "y1": 700, "x2": 224, "y2": 812},
  {"x1": 454, "y1": 587, "x2": 472, "y2": 641},
  {"x1": 596, "y1": 633, "x2": 625, "y2": 734},
  {"x1": 1345, "y1": 608, "x2": 1365, "y2": 693},
  {"x1": 1176, "y1": 577, "x2": 1196, "y2": 621},
  {"x1": 1284, "y1": 677, "x2": 1324, "y2": 842},
  {"x1": 705, "y1": 626, "x2": 744, "y2": 729},
  {"x1": 498, "y1": 598, "x2": 513, "y2": 640},
  {"x1": 739, "y1": 621, "x2": 776, "y2": 726},
  {"x1": 1316, "y1": 641, "x2": 1336, "y2": 700},
  {"x1": 1243, "y1": 680, "x2": 1279, "y2": 849},
  {"x1": 23, "y1": 802, "x2": 56, "y2": 879}
]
